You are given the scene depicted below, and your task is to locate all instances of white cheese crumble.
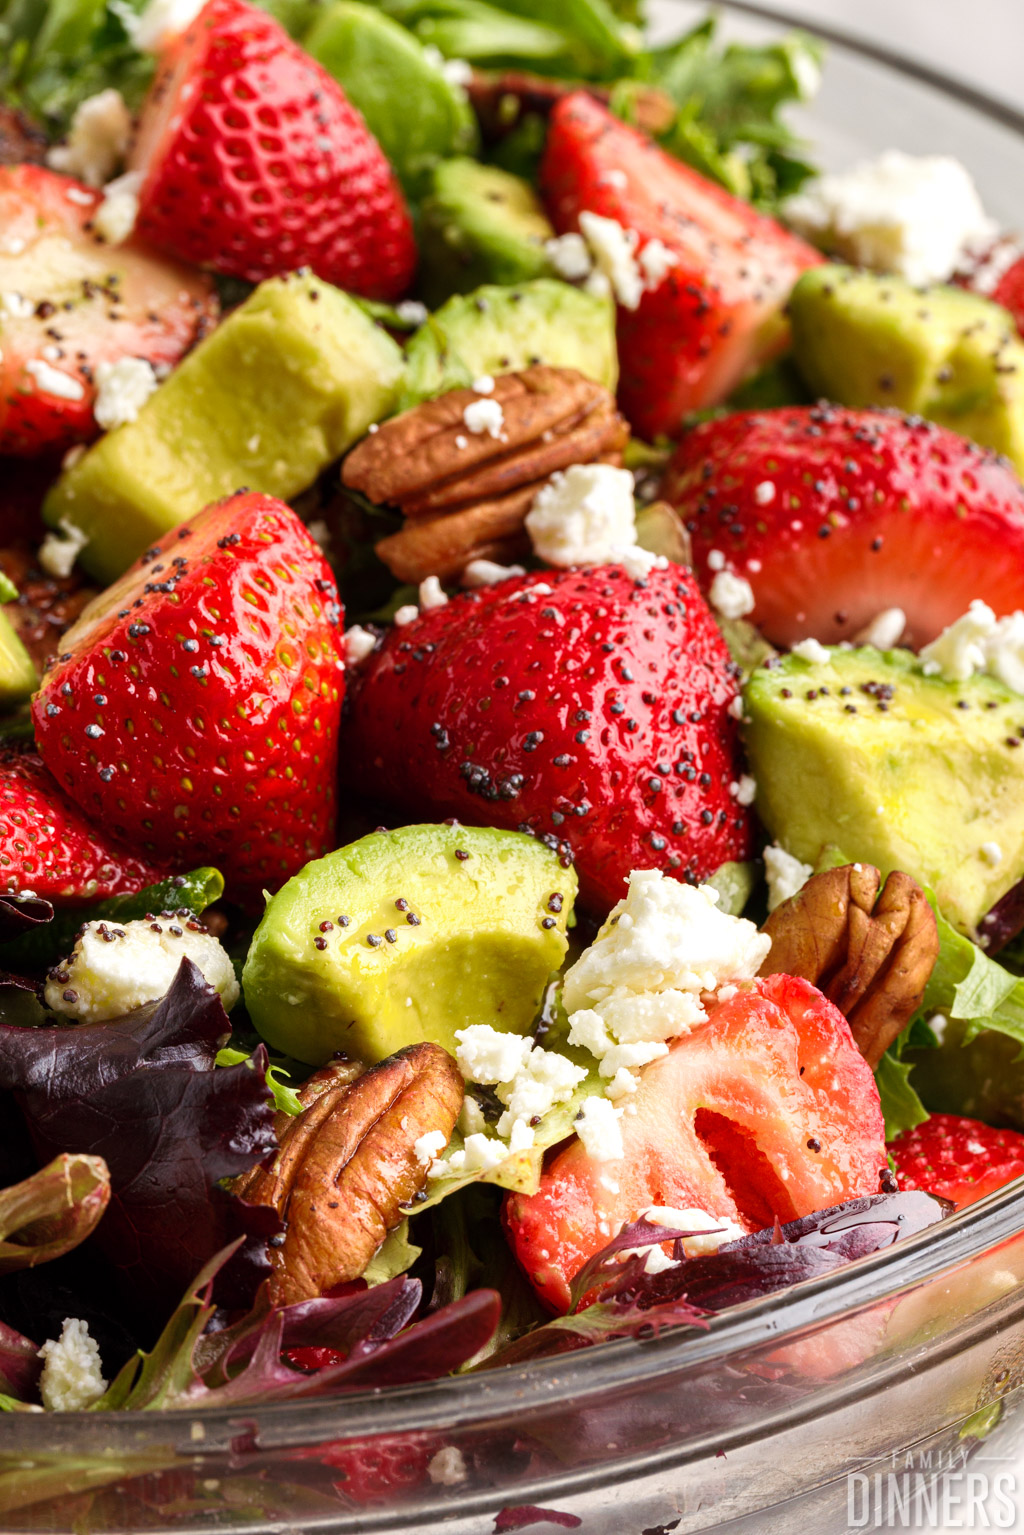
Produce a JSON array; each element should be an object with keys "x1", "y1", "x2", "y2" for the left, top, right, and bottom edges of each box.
[
  {"x1": 637, "y1": 237, "x2": 677, "y2": 288},
  {"x1": 526, "y1": 463, "x2": 648, "y2": 571},
  {"x1": 393, "y1": 603, "x2": 419, "y2": 627},
  {"x1": 451, "y1": 1024, "x2": 587, "y2": 1156},
  {"x1": 38, "y1": 518, "x2": 90, "y2": 580},
  {"x1": 763, "y1": 844, "x2": 813, "y2": 912},
  {"x1": 92, "y1": 170, "x2": 142, "y2": 245},
  {"x1": 785, "y1": 151, "x2": 996, "y2": 287},
  {"x1": 447, "y1": 1133, "x2": 511, "y2": 1175},
  {"x1": 575, "y1": 1097, "x2": 624, "y2": 1162},
  {"x1": 980, "y1": 841, "x2": 1004, "y2": 867},
  {"x1": 462, "y1": 398, "x2": 504, "y2": 437},
  {"x1": 455, "y1": 1025, "x2": 533, "y2": 1086},
  {"x1": 471, "y1": 374, "x2": 495, "y2": 395},
  {"x1": 1, "y1": 291, "x2": 34, "y2": 319},
  {"x1": 853, "y1": 607, "x2": 906, "y2": 649},
  {"x1": 129, "y1": 0, "x2": 205, "y2": 52},
  {"x1": 38, "y1": 1319, "x2": 106, "y2": 1411},
  {"x1": 645, "y1": 1206, "x2": 745, "y2": 1256},
  {"x1": 918, "y1": 600, "x2": 1024, "y2": 694},
  {"x1": 414, "y1": 1130, "x2": 448, "y2": 1168},
  {"x1": 24, "y1": 359, "x2": 85, "y2": 402},
  {"x1": 343, "y1": 624, "x2": 377, "y2": 667},
  {"x1": 564, "y1": 870, "x2": 770, "y2": 1092},
  {"x1": 44, "y1": 917, "x2": 240, "y2": 1023},
  {"x1": 395, "y1": 299, "x2": 428, "y2": 327},
  {"x1": 461, "y1": 558, "x2": 527, "y2": 588},
  {"x1": 578, "y1": 211, "x2": 643, "y2": 310},
  {"x1": 459, "y1": 1095, "x2": 487, "y2": 1136},
  {"x1": 47, "y1": 89, "x2": 131, "y2": 187},
  {"x1": 92, "y1": 356, "x2": 158, "y2": 431},
  {"x1": 730, "y1": 774, "x2": 757, "y2": 807},
  {"x1": 709, "y1": 570, "x2": 755, "y2": 620},
  {"x1": 427, "y1": 1446, "x2": 467, "y2": 1486},
  {"x1": 790, "y1": 636, "x2": 831, "y2": 664},
  {"x1": 706, "y1": 549, "x2": 726, "y2": 572},
  {"x1": 545, "y1": 231, "x2": 594, "y2": 282},
  {"x1": 418, "y1": 575, "x2": 448, "y2": 611}
]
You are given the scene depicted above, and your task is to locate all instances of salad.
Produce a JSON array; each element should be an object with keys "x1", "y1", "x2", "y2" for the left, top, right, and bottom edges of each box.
[{"x1": 2, "y1": 0, "x2": 1024, "y2": 1477}]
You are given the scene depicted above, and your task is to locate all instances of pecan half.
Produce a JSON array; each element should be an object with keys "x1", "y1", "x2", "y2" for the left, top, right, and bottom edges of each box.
[
  {"x1": 759, "y1": 864, "x2": 939, "y2": 1068},
  {"x1": 343, "y1": 366, "x2": 629, "y2": 584},
  {"x1": 234, "y1": 1044, "x2": 462, "y2": 1306}
]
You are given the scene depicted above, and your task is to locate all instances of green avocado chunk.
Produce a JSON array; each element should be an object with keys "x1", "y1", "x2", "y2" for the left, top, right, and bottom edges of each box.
[
  {"x1": 418, "y1": 158, "x2": 555, "y2": 307},
  {"x1": 43, "y1": 273, "x2": 406, "y2": 585},
  {"x1": 399, "y1": 278, "x2": 618, "y2": 409},
  {"x1": 302, "y1": 2, "x2": 477, "y2": 197},
  {"x1": 789, "y1": 264, "x2": 1024, "y2": 474},
  {"x1": 0, "y1": 605, "x2": 37, "y2": 711},
  {"x1": 243, "y1": 823, "x2": 577, "y2": 1066},
  {"x1": 743, "y1": 645, "x2": 1024, "y2": 934}
]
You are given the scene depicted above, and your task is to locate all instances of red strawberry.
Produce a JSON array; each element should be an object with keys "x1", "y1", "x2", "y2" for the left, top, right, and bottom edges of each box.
[
  {"x1": 663, "y1": 404, "x2": 1024, "y2": 649},
  {"x1": 31, "y1": 491, "x2": 345, "y2": 905},
  {"x1": 960, "y1": 237, "x2": 1024, "y2": 337},
  {"x1": 345, "y1": 564, "x2": 754, "y2": 914},
  {"x1": 505, "y1": 973, "x2": 887, "y2": 1313},
  {"x1": 539, "y1": 92, "x2": 822, "y2": 441},
  {"x1": 307, "y1": 1434, "x2": 435, "y2": 1505},
  {"x1": 129, "y1": 0, "x2": 415, "y2": 299},
  {"x1": 0, "y1": 744, "x2": 164, "y2": 903},
  {"x1": 0, "y1": 165, "x2": 217, "y2": 457},
  {"x1": 889, "y1": 1113, "x2": 1024, "y2": 1210}
]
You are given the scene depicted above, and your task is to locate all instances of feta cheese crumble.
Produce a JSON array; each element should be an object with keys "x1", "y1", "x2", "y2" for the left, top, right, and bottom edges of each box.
[
  {"x1": 763, "y1": 844, "x2": 813, "y2": 912},
  {"x1": 785, "y1": 151, "x2": 996, "y2": 287},
  {"x1": 918, "y1": 600, "x2": 1024, "y2": 694},
  {"x1": 564, "y1": 870, "x2": 771, "y2": 1092},
  {"x1": 395, "y1": 300, "x2": 429, "y2": 327},
  {"x1": 462, "y1": 398, "x2": 504, "y2": 438},
  {"x1": 709, "y1": 570, "x2": 756, "y2": 620},
  {"x1": 449, "y1": 1024, "x2": 587, "y2": 1164},
  {"x1": 92, "y1": 170, "x2": 142, "y2": 245},
  {"x1": 461, "y1": 558, "x2": 526, "y2": 588},
  {"x1": 37, "y1": 518, "x2": 90, "y2": 580},
  {"x1": 730, "y1": 774, "x2": 757, "y2": 807},
  {"x1": 544, "y1": 232, "x2": 594, "y2": 282},
  {"x1": 526, "y1": 462, "x2": 659, "y2": 578},
  {"x1": 24, "y1": 359, "x2": 85, "y2": 402},
  {"x1": 38, "y1": 1319, "x2": 106, "y2": 1411},
  {"x1": 853, "y1": 607, "x2": 906, "y2": 649},
  {"x1": 343, "y1": 624, "x2": 377, "y2": 667},
  {"x1": 1, "y1": 291, "x2": 35, "y2": 319},
  {"x1": 414, "y1": 1130, "x2": 448, "y2": 1167},
  {"x1": 47, "y1": 89, "x2": 131, "y2": 187},
  {"x1": 418, "y1": 575, "x2": 448, "y2": 611},
  {"x1": 93, "y1": 356, "x2": 158, "y2": 431},
  {"x1": 578, "y1": 211, "x2": 643, "y2": 309},
  {"x1": 44, "y1": 917, "x2": 240, "y2": 1023},
  {"x1": 575, "y1": 1097, "x2": 625, "y2": 1162},
  {"x1": 790, "y1": 636, "x2": 831, "y2": 664},
  {"x1": 644, "y1": 1206, "x2": 745, "y2": 1256},
  {"x1": 471, "y1": 374, "x2": 495, "y2": 395},
  {"x1": 427, "y1": 1446, "x2": 467, "y2": 1486},
  {"x1": 393, "y1": 604, "x2": 419, "y2": 627}
]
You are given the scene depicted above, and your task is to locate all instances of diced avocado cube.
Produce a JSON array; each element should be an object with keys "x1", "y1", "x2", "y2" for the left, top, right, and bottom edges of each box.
[
  {"x1": 418, "y1": 158, "x2": 554, "y2": 306},
  {"x1": 243, "y1": 823, "x2": 576, "y2": 1066},
  {"x1": 0, "y1": 606, "x2": 37, "y2": 710},
  {"x1": 43, "y1": 273, "x2": 406, "y2": 584},
  {"x1": 743, "y1": 644, "x2": 1024, "y2": 934}
]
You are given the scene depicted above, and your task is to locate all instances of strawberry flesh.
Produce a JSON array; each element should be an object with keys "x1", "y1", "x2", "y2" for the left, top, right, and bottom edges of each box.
[
  {"x1": 0, "y1": 165, "x2": 216, "y2": 457},
  {"x1": 130, "y1": 0, "x2": 416, "y2": 299},
  {"x1": 505, "y1": 974, "x2": 887, "y2": 1312},
  {"x1": 663, "y1": 404, "x2": 1024, "y2": 648},
  {"x1": 890, "y1": 1113, "x2": 1024, "y2": 1210},
  {"x1": 345, "y1": 564, "x2": 754, "y2": 915},
  {"x1": 539, "y1": 92, "x2": 822, "y2": 440},
  {"x1": 31, "y1": 491, "x2": 345, "y2": 906}
]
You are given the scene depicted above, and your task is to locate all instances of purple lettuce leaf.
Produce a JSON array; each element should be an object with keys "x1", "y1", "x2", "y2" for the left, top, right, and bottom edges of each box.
[
  {"x1": 0, "y1": 959, "x2": 279, "y2": 1317},
  {"x1": 0, "y1": 893, "x2": 53, "y2": 944},
  {"x1": 99, "y1": 1241, "x2": 502, "y2": 1409},
  {"x1": 494, "y1": 1508, "x2": 583, "y2": 1531},
  {"x1": 0, "y1": 1151, "x2": 110, "y2": 1274},
  {"x1": 0, "y1": 1318, "x2": 41, "y2": 1404}
]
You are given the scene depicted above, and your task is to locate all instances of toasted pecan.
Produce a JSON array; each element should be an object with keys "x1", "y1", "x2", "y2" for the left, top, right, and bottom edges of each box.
[
  {"x1": 237, "y1": 1044, "x2": 462, "y2": 1305},
  {"x1": 759, "y1": 864, "x2": 939, "y2": 1068}
]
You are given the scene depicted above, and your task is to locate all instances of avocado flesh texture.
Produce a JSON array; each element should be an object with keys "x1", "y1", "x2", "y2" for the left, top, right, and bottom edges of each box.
[
  {"x1": 400, "y1": 278, "x2": 618, "y2": 409},
  {"x1": 0, "y1": 608, "x2": 37, "y2": 708},
  {"x1": 243, "y1": 823, "x2": 577, "y2": 1066},
  {"x1": 43, "y1": 273, "x2": 406, "y2": 585},
  {"x1": 789, "y1": 264, "x2": 1024, "y2": 474},
  {"x1": 303, "y1": 2, "x2": 477, "y2": 198},
  {"x1": 418, "y1": 158, "x2": 554, "y2": 307},
  {"x1": 743, "y1": 645, "x2": 1024, "y2": 934}
]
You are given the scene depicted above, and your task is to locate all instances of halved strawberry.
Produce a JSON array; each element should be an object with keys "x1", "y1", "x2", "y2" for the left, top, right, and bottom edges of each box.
[
  {"x1": 129, "y1": 0, "x2": 416, "y2": 299},
  {"x1": 889, "y1": 1114, "x2": 1024, "y2": 1210},
  {"x1": 505, "y1": 973, "x2": 887, "y2": 1313},
  {"x1": 663, "y1": 404, "x2": 1024, "y2": 649},
  {"x1": 345, "y1": 564, "x2": 754, "y2": 915},
  {"x1": 959, "y1": 237, "x2": 1024, "y2": 338},
  {"x1": 0, "y1": 166, "x2": 216, "y2": 457},
  {"x1": 539, "y1": 92, "x2": 822, "y2": 441},
  {"x1": 0, "y1": 744, "x2": 165, "y2": 903}
]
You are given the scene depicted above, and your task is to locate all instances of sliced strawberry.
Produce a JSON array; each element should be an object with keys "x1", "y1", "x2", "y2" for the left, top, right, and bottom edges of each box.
[
  {"x1": 889, "y1": 1113, "x2": 1024, "y2": 1210},
  {"x1": 31, "y1": 491, "x2": 345, "y2": 907},
  {"x1": 539, "y1": 92, "x2": 822, "y2": 441},
  {"x1": 0, "y1": 744, "x2": 165, "y2": 903},
  {"x1": 0, "y1": 165, "x2": 216, "y2": 457},
  {"x1": 959, "y1": 237, "x2": 1024, "y2": 338},
  {"x1": 505, "y1": 974, "x2": 887, "y2": 1313},
  {"x1": 663, "y1": 404, "x2": 1024, "y2": 649},
  {"x1": 344, "y1": 564, "x2": 754, "y2": 915},
  {"x1": 129, "y1": 0, "x2": 416, "y2": 299}
]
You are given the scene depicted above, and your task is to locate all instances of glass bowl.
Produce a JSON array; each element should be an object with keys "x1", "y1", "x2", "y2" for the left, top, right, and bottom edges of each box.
[{"x1": 7, "y1": 7, "x2": 1024, "y2": 1531}]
